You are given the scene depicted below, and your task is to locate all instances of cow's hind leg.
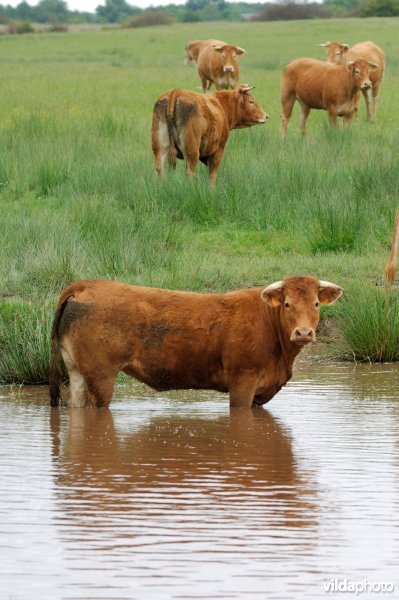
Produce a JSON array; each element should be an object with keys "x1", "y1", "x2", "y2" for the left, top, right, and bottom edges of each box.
[
  {"x1": 85, "y1": 372, "x2": 118, "y2": 409},
  {"x1": 152, "y1": 121, "x2": 170, "y2": 176},
  {"x1": 61, "y1": 347, "x2": 88, "y2": 408},
  {"x1": 298, "y1": 102, "x2": 311, "y2": 136},
  {"x1": 280, "y1": 91, "x2": 296, "y2": 138}
]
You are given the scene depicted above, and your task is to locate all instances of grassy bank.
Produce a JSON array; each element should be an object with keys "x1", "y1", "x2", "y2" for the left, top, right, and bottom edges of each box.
[{"x1": 1, "y1": 19, "x2": 399, "y2": 382}]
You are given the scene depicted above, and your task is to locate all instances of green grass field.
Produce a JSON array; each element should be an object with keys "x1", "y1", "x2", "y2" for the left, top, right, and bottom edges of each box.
[{"x1": 1, "y1": 18, "x2": 399, "y2": 382}]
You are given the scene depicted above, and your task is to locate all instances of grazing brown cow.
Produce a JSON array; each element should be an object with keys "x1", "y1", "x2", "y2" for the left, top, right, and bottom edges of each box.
[
  {"x1": 280, "y1": 58, "x2": 378, "y2": 137},
  {"x1": 384, "y1": 209, "x2": 399, "y2": 286},
  {"x1": 319, "y1": 41, "x2": 385, "y2": 120},
  {"x1": 151, "y1": 84, "x2": 268, "y2": 184},
  {"x1": 49, "y1": 276, "x2": 343, "y2": 410},
  {"x1": 185, "y1": 39, "x2": 246, "y2": 93}
]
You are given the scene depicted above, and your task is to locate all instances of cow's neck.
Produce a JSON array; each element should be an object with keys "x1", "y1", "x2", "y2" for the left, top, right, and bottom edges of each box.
[
  {"x1": 268, "y1": 306, "x2": 302, "y2": 378},
  {"x1": 216, "y1": 92, "x2": 239, "y2": 129}
]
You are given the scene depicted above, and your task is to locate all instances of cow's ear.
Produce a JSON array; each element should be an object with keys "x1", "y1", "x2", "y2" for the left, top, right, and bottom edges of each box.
[
  {"x1": 318, "y1": 281, "x2": 343, "y2": 305},
  {"x1": 347, "y1": 60, "x2": 355, "y2": 69},
  {"x1": 213, "y1": 45, "x2": 224, "y2": 53},
  {"x1": 234, "y1": 46, "x2": 246, "y2": 56},
  {"x1": 342, "y1": 44, "x2": 349, "y2": 52},
  {"x1": 261, "y1": 281, "x2": 284, "y2": 307}
]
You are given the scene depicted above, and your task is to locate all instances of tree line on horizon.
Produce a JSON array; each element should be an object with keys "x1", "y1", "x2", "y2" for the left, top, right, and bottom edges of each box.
[{"x1": 0, "y1": 0, "x2": 397, "y2": 29}]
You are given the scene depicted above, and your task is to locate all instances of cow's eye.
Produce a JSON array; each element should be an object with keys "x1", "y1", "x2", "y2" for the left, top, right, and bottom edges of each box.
[
  {"x1": 315, "y1": 301, "x2": 320, "y2": 308},
  {"x1": 355, "y1": 69, "x2": 360, "y2": 74},
  {"x1": 222, "y1": 53, "x2": 225, "y2": 58},
  {"x1": 233, "y1": 53, "x2": 236, "y2": 58},
  {"x1": 249, "y1": 99, "x2": 254, "y2": 104},
  {"x1": 284, "y1": 302, "x2": 290, "y2": 309}
]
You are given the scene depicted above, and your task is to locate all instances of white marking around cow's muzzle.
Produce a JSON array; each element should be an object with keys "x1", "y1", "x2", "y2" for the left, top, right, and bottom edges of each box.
[
  {"x1": 361, "y1": 81, "x2": 372, "y2": 89},
  {"x1": 258, "y1": 113, "x2": 269, "y2": 124},
  {"x1": 223, "y1": 66, "x2": 234, "y2": 73}
]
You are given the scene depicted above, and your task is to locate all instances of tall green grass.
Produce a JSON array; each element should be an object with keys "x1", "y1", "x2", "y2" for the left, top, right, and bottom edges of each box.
[{"x1": 335, "y1": 285, "x2": 399, "y2": 362}]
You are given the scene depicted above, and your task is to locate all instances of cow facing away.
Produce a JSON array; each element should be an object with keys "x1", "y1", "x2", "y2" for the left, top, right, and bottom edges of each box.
[
  {"x1": 280, "y1": 58, "x2": 378, "y2": 137},
  {"x1": 185, "y1": 39, "x2": 246, "y2": 93},
  {"x1": 384, "y1": 208, "x2": 399, "y2": 287},
  {"x1": 151, "y1": 84, "x2": 268, "y2": 184},
  {"x1": 319, "y1": 41, "x2": 385, "y2": 120},
  {"x1": 49, "y1": 276, "x2": 343, "y2": 410}
]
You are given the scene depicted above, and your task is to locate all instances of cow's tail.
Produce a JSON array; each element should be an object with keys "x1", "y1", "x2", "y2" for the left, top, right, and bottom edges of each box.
[
  {"x1": 49, "y1": 293, "x2": 72, "y2": 407},
  {"x1": 167, "y1": 89, "x2": 180, "y2": 120}
]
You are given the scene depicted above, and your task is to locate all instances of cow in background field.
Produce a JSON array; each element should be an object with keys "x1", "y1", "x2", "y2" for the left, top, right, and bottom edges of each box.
[
  {"x1": 151, "y1": 84, "x2": 267, "y2": 184},
  {"x1": 384, "y1": 209, "x2": 399, "y2": 287},
  {"x1": 184, "y1": 40, "x2": 203, "y2": 65},
  {"x1": 49, "y1": 276, "x2": 343, "y2": 409},
  {"x1": 185, "y1": 39, "x2": 246, "y2": 93},
  {"x1": 280, "y1": 58, "x2": 378, "y2": 137},
  {"x1": 319, "y1": 41, "x2": 385, "y2": 120}
]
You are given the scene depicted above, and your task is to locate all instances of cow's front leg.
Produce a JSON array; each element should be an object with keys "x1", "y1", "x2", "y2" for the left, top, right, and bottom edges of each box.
[
  {"x1": 208, "y1": 148, "x2": 225, "y2": 185},
  {"x1": 229, "y1": 379, "x2": 257, "y2": 409},
  {"x1": 327, "y1": 107, "x2": 338, "y2": 128}
]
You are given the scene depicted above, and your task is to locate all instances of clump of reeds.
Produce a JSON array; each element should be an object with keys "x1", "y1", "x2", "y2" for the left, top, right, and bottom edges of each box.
[
  {"x1": 0, "y1": 301, "x2": 53, "y2": 384},
  {"x1": 335, "y1": 283, "x2": 399, "y2": 362}
]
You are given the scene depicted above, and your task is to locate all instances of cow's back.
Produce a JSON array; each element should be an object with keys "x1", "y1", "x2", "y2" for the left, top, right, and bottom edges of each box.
[{"x1": 282, "y1": 59, "x2": 339, "y2": 108}]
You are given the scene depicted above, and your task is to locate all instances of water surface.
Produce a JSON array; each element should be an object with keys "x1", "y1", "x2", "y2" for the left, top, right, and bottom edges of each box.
[{"x1": 1, "y1": 361, "x2": 398, "y2": 599}]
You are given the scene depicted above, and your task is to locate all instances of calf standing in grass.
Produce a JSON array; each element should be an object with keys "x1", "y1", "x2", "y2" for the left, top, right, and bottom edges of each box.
[
  {"x1": 280, "y1": 58, "x2": 377, "y2": 137},
  {"x1": 319, "y1": 41, "x2": 385, "y2": 120},
  {"x1": 49, "y1": 276, "x2": 342, "y2": 410},
  {"x1": 151, "y1": 84, "x2": 268, "y2": 184}
]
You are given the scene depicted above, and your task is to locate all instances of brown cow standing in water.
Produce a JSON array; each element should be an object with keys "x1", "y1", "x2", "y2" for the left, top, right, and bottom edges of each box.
[
  {"x1": 184, "y1": 39, "x2": 246, "y2": 93},
  {"x1": 280, "y1": 58, "x2": 378, "y2": 137},
  {"x1": 319, "y1": 41, "x2": 385, "y2": 120},
  {"x1": 49, "y1": 276, "x2": 343, "y2": 409},
  {"x1": 151, "y1": 85, "x2": 268, "y2": 184}
]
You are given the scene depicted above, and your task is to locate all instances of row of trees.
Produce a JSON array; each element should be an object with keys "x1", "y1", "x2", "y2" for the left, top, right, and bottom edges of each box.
[{"x1": 0, "y1": 0, "x2": 397, "y2": 26}]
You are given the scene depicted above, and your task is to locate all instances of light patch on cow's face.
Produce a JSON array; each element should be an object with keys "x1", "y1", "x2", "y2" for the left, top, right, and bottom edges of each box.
[{"x1": 262, "y1": 276, "x2": 343, "y2": 347}]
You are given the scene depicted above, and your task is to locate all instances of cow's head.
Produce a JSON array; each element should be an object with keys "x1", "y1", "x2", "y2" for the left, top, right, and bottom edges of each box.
[
  {"x1": 347, "y1": 59, "x2": 378, "y2": 90},
  {"x1": 261, "y1": 276, "x2": 343, "y2": 346},
  {"x1": 318, "y1": 41, "x2": 349, "y2": 65},
  {"x1": 213, "y1": 43, "x2": 245, "y2": 73},
  {"x1": 233, "y1": 84, "x2": 268, "y2": 129}
]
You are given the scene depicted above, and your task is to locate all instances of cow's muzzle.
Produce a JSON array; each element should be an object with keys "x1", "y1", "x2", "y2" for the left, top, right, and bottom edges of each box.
[
  {"x1": 290, "y1": 327, "x2": 315, "y2": 345},
  {"x1": 361, "y1": 81, "x2": 372, "y2": 89},
  {"x1": 223, "y1": 66, "x2": 234, "y2": 73},
  {"x1": 258, "y1": 113, "x2": 269, "y2": 124}
]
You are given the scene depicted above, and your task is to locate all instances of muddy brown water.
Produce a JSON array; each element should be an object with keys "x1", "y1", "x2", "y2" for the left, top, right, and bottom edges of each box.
[{"x1": 0, "y1": 361, "x2": 398, "y2": 600}]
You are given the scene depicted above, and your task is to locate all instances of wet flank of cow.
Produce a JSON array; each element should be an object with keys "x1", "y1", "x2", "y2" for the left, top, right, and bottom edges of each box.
[{"x1": 49, "y1": 276, "x2": 343, "y2": 410}]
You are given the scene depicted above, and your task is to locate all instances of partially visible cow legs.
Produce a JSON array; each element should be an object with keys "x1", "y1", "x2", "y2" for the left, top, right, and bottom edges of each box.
[
  {"x1": 327, "y1": 107, "x2": 338, "y2": 128},
  {"x1": 298, "y1": 102, "x2": 311, "y2": 136},
  {"x1": 229, "y1": 380, "x2": 257, "y2": 409},
  {"x1": 280, "y1": 91, "x2": 296, "y2": 137},
  {"x1": 85, "y1": 374, "x2": 117, "y2": 409},
  {"x1": 152, "y1": 121, "x2": 171, "y2": 176},
  {"x1": 199, "y1": 73, "x2": 212, "y2": 94},
  {"x1": 208, "y1": 148, "x2": 225, "y2": 185},
  {"x1": 61, "y1": 347, "x2": 88, "y2": 408},
  {"x1": 371, "y1": 81, "x2": 382, "y2": 120},
  {"x1": 362, "y1": 87, "x2": 372, "y2": 121}
]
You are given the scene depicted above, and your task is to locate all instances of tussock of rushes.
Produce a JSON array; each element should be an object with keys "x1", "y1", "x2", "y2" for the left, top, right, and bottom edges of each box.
[
  {"x1": 0, "y1": 302, "x2": 54, "y2": 384},
  {"x1": 335, "y1": 285, "x2": 399, "y2": 362}
]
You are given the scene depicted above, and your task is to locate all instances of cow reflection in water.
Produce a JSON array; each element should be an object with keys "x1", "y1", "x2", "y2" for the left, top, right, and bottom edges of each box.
[{"x1": 50, "y1": 407, "x2": 318, "y2": 536}]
